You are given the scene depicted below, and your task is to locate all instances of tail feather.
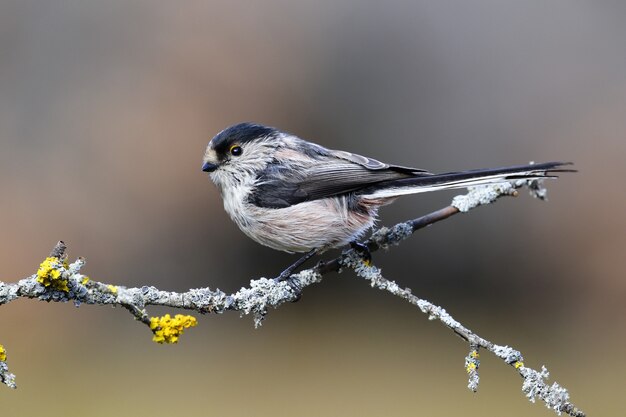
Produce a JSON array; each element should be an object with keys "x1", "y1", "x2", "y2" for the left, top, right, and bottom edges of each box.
[{"x1": 361, "y1": 162, "x2": 574, "y2": 199}]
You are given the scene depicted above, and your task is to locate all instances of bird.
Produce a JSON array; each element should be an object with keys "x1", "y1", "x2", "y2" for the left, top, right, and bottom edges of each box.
[{"x1": 202, "y1": 122, "x2": 572, "y2": 281}]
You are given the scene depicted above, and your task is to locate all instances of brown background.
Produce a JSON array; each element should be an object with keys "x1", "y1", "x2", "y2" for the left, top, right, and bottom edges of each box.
[{"x1": 1, "y1": 1, "x2": 624, "y2": 416}]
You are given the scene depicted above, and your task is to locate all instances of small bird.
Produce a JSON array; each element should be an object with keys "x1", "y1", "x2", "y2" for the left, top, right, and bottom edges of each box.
[{"x1": 202, "y1": 122, "x2": 571, "y2": 280}]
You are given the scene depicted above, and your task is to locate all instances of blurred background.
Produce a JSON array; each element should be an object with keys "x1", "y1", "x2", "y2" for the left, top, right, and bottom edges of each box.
[{"x1": 1, "y1": 1, "x2": 624, "y2": 415}]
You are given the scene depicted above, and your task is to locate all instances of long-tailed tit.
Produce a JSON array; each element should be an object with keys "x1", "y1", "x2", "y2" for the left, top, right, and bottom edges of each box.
[{"x1": 202, "y1": 122, "x2": 571, "y2": 280}]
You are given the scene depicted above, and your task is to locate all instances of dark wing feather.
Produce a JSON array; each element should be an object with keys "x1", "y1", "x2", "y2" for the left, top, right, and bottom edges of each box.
[{"x1": 249, "y1": 147, "x2": 431, "y2": 208}]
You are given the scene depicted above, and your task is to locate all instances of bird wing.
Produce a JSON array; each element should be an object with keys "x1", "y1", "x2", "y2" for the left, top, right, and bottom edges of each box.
[{"x1": 249, "y1": 146, "x2": 431, "y2": 208}]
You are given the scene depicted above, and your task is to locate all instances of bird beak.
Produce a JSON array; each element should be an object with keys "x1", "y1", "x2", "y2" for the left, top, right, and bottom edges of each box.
[{"x1": 202, "y1": 161, "x2": 218, "y2": 172}]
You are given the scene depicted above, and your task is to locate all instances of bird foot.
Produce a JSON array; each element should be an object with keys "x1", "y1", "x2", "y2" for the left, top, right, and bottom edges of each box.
[
  {"x1": 274, "y1": 273, "x2": 302, "y2": 302},
  {"x1": 271, "y1": 248, "x2": 319, "y2": 302},
  {"x1": 350, "y1": 241, "x2": 372, "y2": 266}
]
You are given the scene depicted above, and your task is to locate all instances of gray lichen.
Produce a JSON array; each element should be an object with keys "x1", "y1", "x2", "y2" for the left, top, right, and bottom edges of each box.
[
  {"x1": 465, "y1": 347, "x2": 480, "y2": 393},
  {"x1": 0, "y1": 363, "x2": 16, "y2": 389},
  {"x1": 370, "y1": 222, "x2": 414, "y2": 249},
  {"x1": 493, "y1": 344, "x2": 524, "y2": 364},
  {"x1": 451, "y1": 182, "x2": 517, "y2": 212},
  {"x1": 0, "y1": 282, "x2": 18, "y2": 305},
  {"x1": 0, "y1": 350, "x2": 16, "y2": 389},
  {"x1": 519, "y1": 365, "x2": 578, "y2": 416}
]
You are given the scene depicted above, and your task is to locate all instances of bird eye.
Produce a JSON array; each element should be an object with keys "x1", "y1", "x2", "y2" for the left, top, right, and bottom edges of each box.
[{"x1": 229, "y1": 145, "x2": 243, "y2": 156}]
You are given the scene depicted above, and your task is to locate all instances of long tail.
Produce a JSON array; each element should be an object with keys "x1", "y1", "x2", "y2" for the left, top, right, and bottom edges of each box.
[{"x1": 361, "y1": 162, "x2": 574, "y2": 199}]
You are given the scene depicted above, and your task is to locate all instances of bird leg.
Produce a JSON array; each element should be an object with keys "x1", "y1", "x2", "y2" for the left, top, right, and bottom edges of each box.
[
  {"x1": 274, "y1": 242, "x2": 370, "y2": 299},
  {"x1": 274, "y1": 248, "x2": 320, "y2": 296},
  {"x1": 274, "y1": 248, "x2": 321, "y2": 301}
]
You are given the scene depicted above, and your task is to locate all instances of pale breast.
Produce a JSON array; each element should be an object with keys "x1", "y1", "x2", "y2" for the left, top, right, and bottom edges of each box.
[{"x1": 241, "y1": 197, "x2": 378, "y2": 253}]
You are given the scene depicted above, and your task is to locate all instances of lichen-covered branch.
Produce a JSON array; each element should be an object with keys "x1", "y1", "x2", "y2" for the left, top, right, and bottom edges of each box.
[
  {"x1": 340, "y1": 249, "x2": 585, "y2": 417},
  {"x1": 0, "y1": 179, "x2": 585, "y2": 416},
  {"x1": 0, "y1": 345, "x2": 16, "y2": 389}
]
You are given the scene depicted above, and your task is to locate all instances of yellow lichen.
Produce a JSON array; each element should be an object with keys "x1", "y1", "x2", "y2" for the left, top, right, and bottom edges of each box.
[
  {"x1": 150, "y1": 314, "x2": 198, "y2": 344},
  {"x1": 466, "y1": 362, "x2": 477, "y2": 373},
  {"x1": 81, "y1": 276, "x2": 90, "y2": 285},
  {"x1": 36, "y1": 257, "x2": 69, "y2": 292},
  {"x1": 0, "y1": 344, "x2": 6, "y2": 362},
  {"x1": 470, "y1": 350, "x2": 479, "y2": 359},
  {"x1": 107, "y1": 285, "x2": 118, "y2": 295},
  {"x1": 514, "y1": 361, "x2": 524, "y2": 369}
]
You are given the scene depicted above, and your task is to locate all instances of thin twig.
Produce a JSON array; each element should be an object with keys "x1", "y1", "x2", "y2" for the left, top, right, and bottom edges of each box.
[{"x1": 340, "y1": 249, "x2": 584, "y2": 416}]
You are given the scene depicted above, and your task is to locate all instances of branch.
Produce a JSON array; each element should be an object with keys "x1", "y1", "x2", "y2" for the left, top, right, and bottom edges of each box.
[
  {"x1": 340, "y1": 251, "x2": 584, "y2": 417},
  {"x1": 0, "y1": 179, "x2": 585, "y2": 416}
]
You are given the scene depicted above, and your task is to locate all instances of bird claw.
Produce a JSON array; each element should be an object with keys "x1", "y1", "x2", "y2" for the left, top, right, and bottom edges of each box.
[
  {"x1": 350, "y1": 241, "x2": 372, "y2": 266},
  {"x1": 274, "y1": 274, "x2": 302, "y2": 302}
]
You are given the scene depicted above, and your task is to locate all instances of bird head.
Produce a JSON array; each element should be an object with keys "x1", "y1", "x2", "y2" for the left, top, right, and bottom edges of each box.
[{"x1": 203, "y1": 122, "x2": 280, "y2": 189}]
